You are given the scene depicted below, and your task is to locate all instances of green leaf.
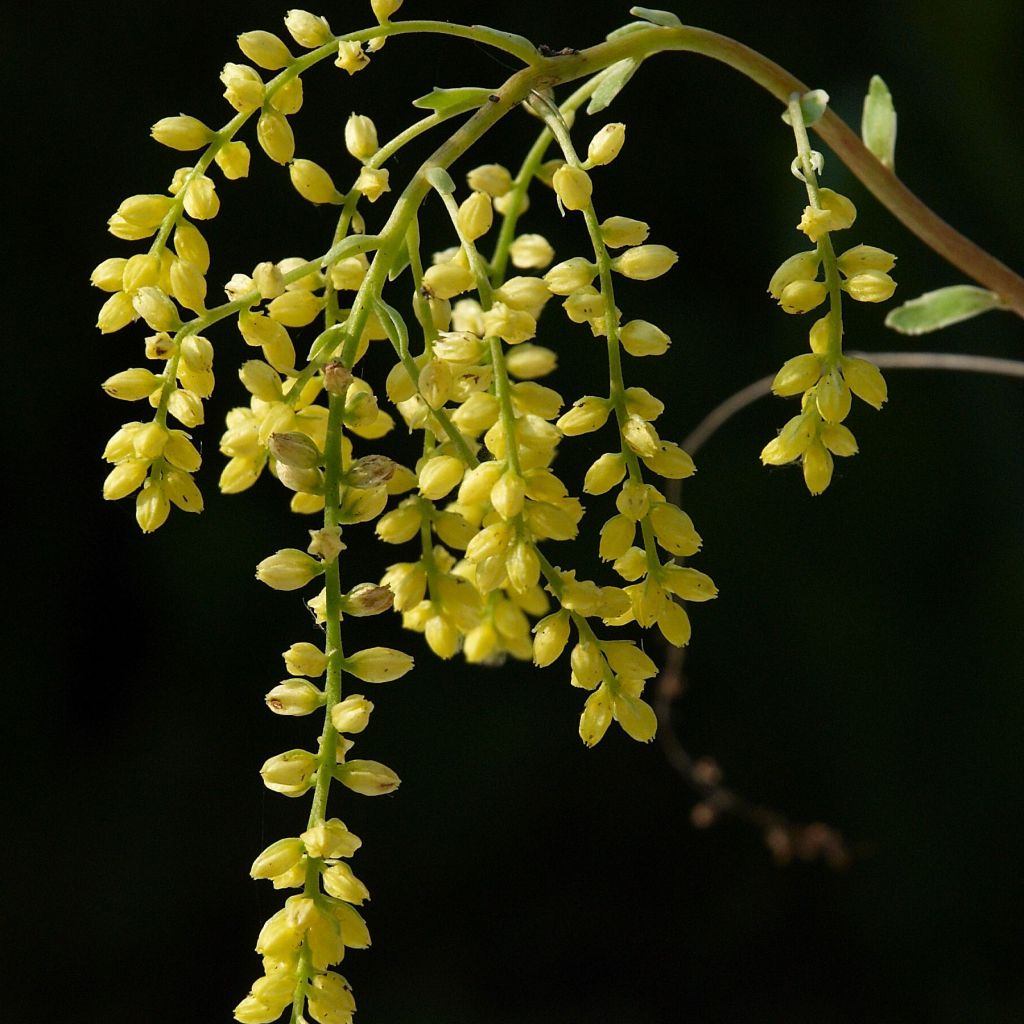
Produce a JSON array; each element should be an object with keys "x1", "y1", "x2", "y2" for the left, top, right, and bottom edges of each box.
[
  {"x1": 412, "y1": 86, "x2": 494, "y2": 116},
  {"x1": 628, "y1": 6, "x2": 683, "y2": 28},
  {"x1": 861, "y1": 75, "x2": 897, "y2": 170},
  {"x1": 781, "y1": 89, "x2": 830, "y2": 128},
  {"x1": 884, "y1": 285, "x2": 1004, "y2": 335},
  {"x1": 587, "y1": 59, "x2": 640, "y2": 115}
]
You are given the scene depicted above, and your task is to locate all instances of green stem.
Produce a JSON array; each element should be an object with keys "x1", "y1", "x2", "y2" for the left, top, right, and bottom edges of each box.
[{"x1": 788, "y1": 94, "x2": 844, "y2": 362}]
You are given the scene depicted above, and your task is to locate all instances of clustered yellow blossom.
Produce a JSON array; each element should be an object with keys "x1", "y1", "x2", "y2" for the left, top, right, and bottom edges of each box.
[
  {"x1": 94, "y1": 5, "x2": 715, "y2": 1021},
  {"x1": 762, "y1": 104, "x2": 896, "y2": 494}
]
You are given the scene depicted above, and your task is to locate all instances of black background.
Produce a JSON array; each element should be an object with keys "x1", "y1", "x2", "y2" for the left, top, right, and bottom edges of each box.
[{"x1": 8, "y1": 1, "x2": 1024, "y2": 1022}]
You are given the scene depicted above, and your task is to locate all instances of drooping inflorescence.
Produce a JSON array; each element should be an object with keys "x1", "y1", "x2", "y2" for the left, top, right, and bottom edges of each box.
[
  {"x1": 92, "y1": 8, "x2": 916, "y2": 1023},
  {"x1": 761, "y1": 92, "x2": 896, "y2": 494}
]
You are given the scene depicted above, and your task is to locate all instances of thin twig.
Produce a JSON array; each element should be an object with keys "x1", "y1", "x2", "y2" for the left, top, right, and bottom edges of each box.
[{"x1": 658, "y1": 350, "x2": 1023, "y2": 865}]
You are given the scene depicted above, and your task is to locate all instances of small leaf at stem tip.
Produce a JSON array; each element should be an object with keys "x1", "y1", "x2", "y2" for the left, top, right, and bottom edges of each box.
[
  {"x1": 629, "y1": 6, "x2": 684, "y2": 28},
  {"x1": 412, "y1": 86, "x2": 494, "y2": 115},
  {"x1": 587, "y1": 58, "x2": 640, "y2": 114},
  {"x1": 781, "y1": 89, "x2": 830, "y2": 128},
  {"x1": 884, "y1": 285, "x2": 1004, "y2": 335},
  {"x1": 424, "y1": 165, "x2": 456, "y2": 195},
  {"x1": 862, "y1": 74, "x2": 897, "y2": 170}
]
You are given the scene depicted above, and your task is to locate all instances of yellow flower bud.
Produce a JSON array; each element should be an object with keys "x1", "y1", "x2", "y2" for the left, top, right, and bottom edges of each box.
[
  {"x1": 808, "y1": 314, "x2": 833, "y2": 355},
  {"x1": 509, "y1": 233, "x2": 555, "y2": 270},
  {"x1": 818, "y1": 188, "x2": 857, "y2": 230},
  {"x1": 150, "y1": 115, "x2": 212, "y2": 151},
  {"x1": 599, "y1": 514, "x2": 635, "y2": 561},
  {"x1": 802, "y1": 441, "x2": 834, "y2": 495},
  {"x1": 132, "y1": 286, "x2": 179, "y2": 331},
  {"x1": 649, "y1": 502, "x2": 702, "y2": 556},
  {"x1": 215, "y1": 140, "x2": 251, "y2": 179},
  {"x1": 237, "y1": 30, "x2": 293, "y2": 70},
  {"x1": 843, "y1": 270, "x2": 897, "y2": 303},
  {"x1": 255, "y1": 548, "x2": 324, "y2": 590},
  {"x1": 271, "y1": 77, "x2": 303, "y2": 115},
  {"x1": 612, "y1": 692, "x2": 657, "y2": 742},
  {"x1": 841, "y1": 357, "x2": 888, "y2": 409},
  {"x1": 133, "y1": 421, "x2": 169, "y2": 460},
  {"x1": 767, "y1": 250, "x2": 821, "y2": 299},
  {"x1": 239, "y1": 360, "x2": 283, "y2": 402},
  {"x1": 169, "y1": 259, "x2": 207, "y2": 313},
  {"x1": 505, "y1": 344, "x2": 557, "y2": 379},
  {"x1": 330, "y1": 253, "x2": 369, "y2": 291},
  {"x1": 615, "y1": 480, "x2": 650, "y2": 521},
  {"x1": 543, "y1": 257, "x2": 597, "y2": 295},
  {"x1": 491, "y1": 470, "x2": 525, "y2": 519},
  {"x1": 587, "y1": 122, "x2": 626, "y2": 166},
  {"x1": 284, "y1": 9, "x2": 333, "y2": 46},
  {"x1": 418, "y1": 455, "x2": 465, "y2": 500},
  {"x1": 836, "y1": 243, "x2": 896, "y2": 276},
  {"x1": 174, "y1": 220, "x2": 211, "y2": 271},
  {"x1": 657, "y1": 597, "x2": 691, "y2": 647},
  {"x1": 122, "y1": 255, "x2": 161, "y2": 297},
  {"x1": 600, "y1": 215, "x2": 649, "y2": 248},
  {"x1": 257, "y1": 110, "x2": 295, "y2": 164},
  {"x1": 610, "y1": 242, "x2": 675, "y2": 282},
  {"x1": 289, "y1": 159, "x2": 339, "y2": 204},
  {"x1": 269, "y1": 290, "x2": 322, "y2": 328},
  {"x1": 344, "y1": 647, "x2": 414, "y2": 682},
  {"x1": 322, "y1": 862, "x2": 369, "y2": 904},
  {"x1": 301, "y1": 818, "x2": 362, "y2": 859},
  {"x1": 117, "y1": 193, "x2": 172, "y2": 229},
  {"x1": 96, "y1": 291, "x2": 136, "y2": 334},
  {"x1": 456, "y1": 190, "x2": 493, "y2": 242},
  {"x1": 165, "y1": 431, "x2": 201, "y2": 472},
  {"x1": 136, "y1": 479, "x2": 169, "y2": 532},
  {"x1": 260, "y1": 749, "x2": 317, "y2": 796},
  {"x1": 91, "y1": 257, "x2": 127, "y2": 292},
  {"x1": 815, "y1": 365, "x2": 852, "y2": 423},
  {"x1": 167, "y1": 389, "x2": 204, "y2": 428},
  {"x1": 331, "y1": 694, "x2": 374, "y2": 734},
  {"x1": 183, "y1": 174, "x2": 219, "y2": 220},
  {"x1": 371, "y1": 0, "x2": 403, "y2": 20},
  {"x1": 424, "y1": 614, "x2": 460, "y2": 658},
  {"x1": 602, "y1": 641, "x2": 657, "y2": 681},
  {"x1": 265, "y1": 678, "x2": 323, "y2": 716},
  {"x1": 336, "y1": 759, "x2": 401, "y2": 795},
  {"x1": 779, "y1": 279, "x2": 827, "y2": 314},
  {"x1": 662, "y1": 565, "x2": 718, "y2": 602},
  {"x1": 354, "y1": 165, "x2": 390, "y2": 201},
  {"x1": 552, "y1": 164, "x2": 593, "y2": 212},
  {"x1": 482, "y1": 303, "x2": 536, "y2": 345},
  {"x1": 466, "y1": 163, "x2": 512, "y2": 197},
  {"x1": 250, "y1": 837, "x2": 305, "y2": 883},
  {"x1": 345, "y1": 113, "x2": 379, "y2": 161},
  {"x1": 102, "y1": 368, "x2": 159, "y2": 401},
  {"x1": 579, "y1": 686, "x2": 613, "y2": 747},
  {"x1": 306, "y1": 974, "x2": 356, "y2": 1022},
  {"x1": 335, "y1": 39, "x2": 369, "y2": 73},
  {"x1": 494, "y1": 277, "x2": 552, "y2": 319},
  {"x1": 622, "y1": 415, "x2": 661, "y2": 457},
  {"x1": 375, "y1": 503, "x2": 422, "y2": 544},
  {"x1": 760, "y1": 413, "x2": 816, "y2": 465},
  {"x1": 103, "y1": 460, "x2": 149, "y2": 501},
  {"x1": 220, "y1": 62, "x2": 265, "y2": 112},
  {"x1": 380, "y1": 562, "x2": 427, "y2": 611},
  {"x1": 283, "y1": 641, "x2": 327, "y2": 676},
  {"x1": 797, "y1": 206, "x2": 833, "y2": 243},
  {"x1": 179, "y1": 335, "x2": 214, "y2": 373},
  {"x1": 423, "y1": 261, "x2": 475, "y2": 300},
  {"x1": 641, "y1": 442, "x2": 695, "y2": 479},
  {"x1": 570, "y1": 641, "x2": 603, "y2": 688},
  {"x1": 556, "y1": 396, "x2": 610, "y2": 436},
  {"x1": 772, "y1": 353, "x2": 823, "y2": 397},
  {"x1": 562, "y1": 286, "x2": 603, "y2": 324},
  {"x1": 820, "y1": 422, "x2": 859, "y2": 457},
  {"x1": 613, "y1": 546, "x2": 647, "y2": 582}
]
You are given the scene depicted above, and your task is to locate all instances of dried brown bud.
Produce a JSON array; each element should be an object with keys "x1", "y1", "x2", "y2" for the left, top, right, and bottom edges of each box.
[
  {"x1": 341, "y1": 583, "x2": 394, "y2": 617},
  {"x1": 323, "y1": 359, "x2": 354, "y2": 396},
  {"x1": 348, "y1": 454, "x2": 397, "y2": 488}
]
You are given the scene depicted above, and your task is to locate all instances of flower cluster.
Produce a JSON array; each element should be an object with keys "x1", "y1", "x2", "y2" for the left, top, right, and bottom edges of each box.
[
  {"x1": 761, "y1": 98, "x2": 896, "y2": 494},
  {"x1": 93, "y1": 5, "x2": 718, "y2": 1021}
]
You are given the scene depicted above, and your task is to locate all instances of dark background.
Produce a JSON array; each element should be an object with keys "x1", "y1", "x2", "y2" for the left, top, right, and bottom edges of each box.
[{"x1": 8, "y1": 1, "x2": 1024, "y2": 1021}]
